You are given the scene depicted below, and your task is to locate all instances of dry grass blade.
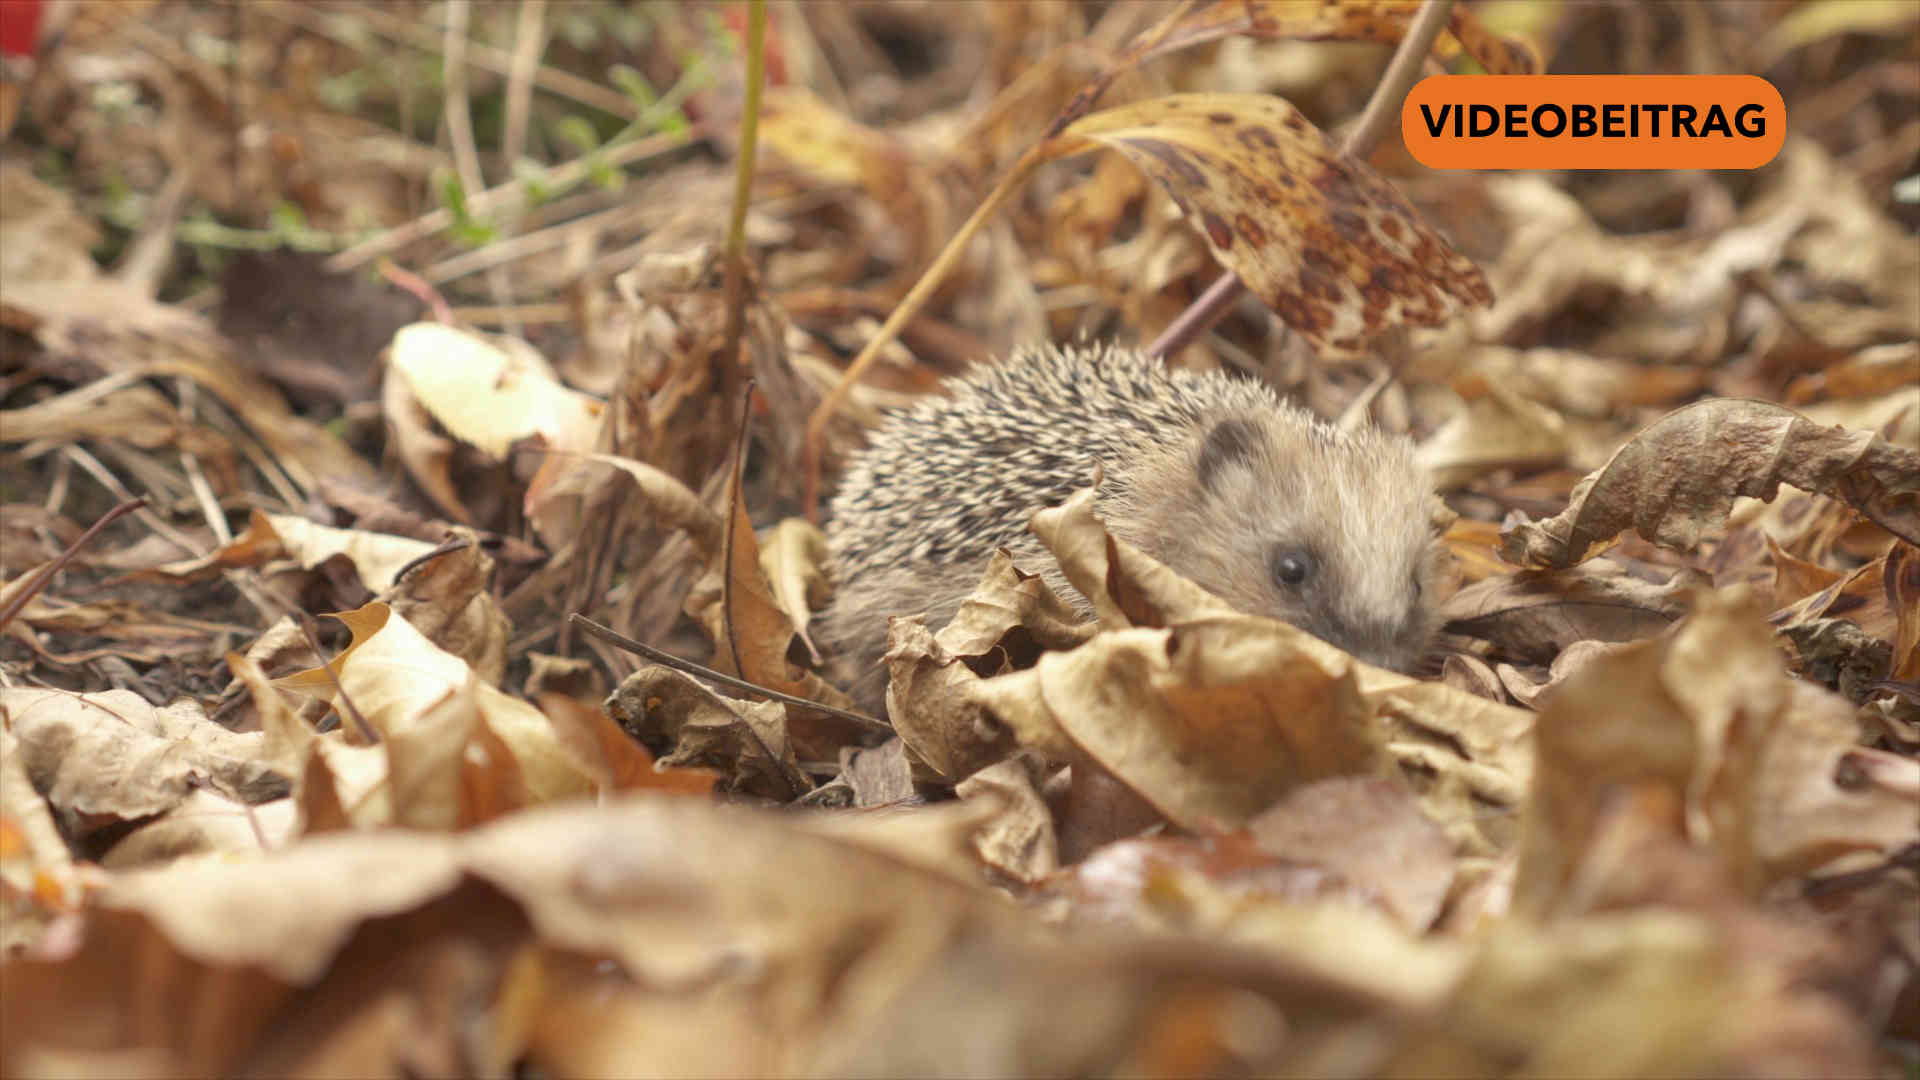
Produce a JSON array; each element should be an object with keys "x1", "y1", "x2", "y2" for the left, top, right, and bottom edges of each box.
[
  {"x1": 720, "y1": 0, "x2": 767, "y2": 375},
  {"x1": 1501, "y1": 399, "x2": 1920, "y2": 569}
]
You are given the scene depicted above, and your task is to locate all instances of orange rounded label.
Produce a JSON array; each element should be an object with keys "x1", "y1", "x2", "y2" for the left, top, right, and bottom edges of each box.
[{"x1": 1402, "y1": 75, "x2": 1785, "y2": 170}]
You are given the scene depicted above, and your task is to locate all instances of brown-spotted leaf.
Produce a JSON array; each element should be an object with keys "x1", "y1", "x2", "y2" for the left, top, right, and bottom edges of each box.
[
  {"x1": 1500, "y1": 399, "x2": 1920, "y2": 569},
  {"x1": 1440, "y1": 4, "x2": 1542, "y2": 75},
  {"x1": 1062, "y1": 93, "x2": 1492, "y2": 354}
]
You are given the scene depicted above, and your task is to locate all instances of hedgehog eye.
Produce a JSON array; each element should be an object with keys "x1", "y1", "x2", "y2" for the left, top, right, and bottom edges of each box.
[{"x1": 1270, "y1": 546, "x2": 1313, "y2": 587}]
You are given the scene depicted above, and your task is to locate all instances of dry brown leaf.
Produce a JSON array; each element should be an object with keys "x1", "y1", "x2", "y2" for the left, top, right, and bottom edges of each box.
[
  {"x1": 98, "y1": 789, "x2": 296, "y2": 868},
  {"x1": 1059, "y1": 829, "x2": 1423, "y2": 937},
  {"x1": 758, "y1": 86, "x2": 942, "y2": 273},
  {"x1": 1415, "y1": 389, "x2": 1571, "y2": 489},
  {"x1": 135, "y1": 510, "x2": 447, "y2": 599},
  {"x1": 274, "y1": 602, "x2": 593, "y2": 807},
  {"x1": 692, "y1": 440, "x2": 856, "y2": 723},
  {"x1": 557, "y1": 451, "x2": 722, "y2": 555},
  {"x1": 0, "y1": 728, "x2": 87, "y2": 951},
  {"x1": 1384, "y1": 908, "x2": 1873, "y2": 1078},
  {"x1": 379, "y1": 361, "x2": 469, "y2": 523},
  {"x1": 1031, "y1": 485, "x2": 1238, "y2": 630},
  {"x1": 954, "y1": 754, "x2": 1059, "y2": 883},
  {"x1": 1247, "y1": 776, "x2": 1456, "y2": 932},
  {"x1": 1061, "y1": 93, "x2": 1492, "y2": 354},
  {"x1": 603, "y1": 664, "x2": 804, "y2": 799},
  {"x1": 884, "y1": 549, "x2": 1093, "y2": 778},
  {"x1": 759, "y1": 517, "x2": 830, "y2": 656},
  {"x1": 1501, "y1": 398, "x2": 1920, "y2": 569},
  {"x1": 837, "y1": 736, "x2": 917, "y2": 808},
  {"x1": 1515, "y1": 589, "x2": 1919, "y2": 916},
  {"x1": 1441, "y1": 561, "x2": 1707, "y2": 664},
  {"x1": 535, "y1": 691, "x2": 716, "y2": 798},
  {"x1": 1448, "y1": 346, "x2": 1713, "y2": 419},
  {"x1": 974, "y1": 617, "x2": 1394, "y2": 829},
  {"x1": 934, "y1": 547, "x2": 1099, "y2": 657},
  {"x1": 1784, "y1": 341, "x2": 1920, "y2": 405},
  {"x1": 0, "y1": 688, "x2": 285, "y2": 833},
  {"x1": 882, "y1": 616, "x2": 1021, "y2": 781},
  {"x1": 1888, "y1": 543, "x2": 1920, "y2": 682},
  {"x1": 385, "y1": 323, "x2": 603, "y2": 463},
  {"x1": 385, "y1": 529, "x2": 511, "y2": 684},
  {"x1": 1764, "y1": 532, "x2": 1846, "y2": 609}
]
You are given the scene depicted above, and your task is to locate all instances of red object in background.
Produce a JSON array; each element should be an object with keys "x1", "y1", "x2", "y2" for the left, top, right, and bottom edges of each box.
[
  {"x1": 722, "y1": 3, "x2": 786, "y2": 86},
  {"x1": 0, "y1": 0, "x2": 43, "y2": 58}
]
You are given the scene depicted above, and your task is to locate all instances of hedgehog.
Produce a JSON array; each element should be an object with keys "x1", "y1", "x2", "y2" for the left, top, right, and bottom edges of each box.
[{"x1": 817, "y1": 341, "x2": 1442, "y2": 714}]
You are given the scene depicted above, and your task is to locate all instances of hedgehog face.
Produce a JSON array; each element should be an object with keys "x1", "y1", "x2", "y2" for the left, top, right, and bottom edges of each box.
[{"x1": 1136, "y1": 411, "x2": 1441, "y2": 673}]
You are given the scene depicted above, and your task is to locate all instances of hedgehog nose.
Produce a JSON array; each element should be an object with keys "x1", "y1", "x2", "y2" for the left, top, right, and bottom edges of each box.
[{"x1": 1337, "y1": 620, "x2": 1416, "y2": 673}]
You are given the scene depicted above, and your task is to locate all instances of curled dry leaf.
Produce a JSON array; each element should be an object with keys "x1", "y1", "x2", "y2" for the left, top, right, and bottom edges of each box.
[
  {"x1": 1441, "y1": 561, "x2": 1708, "y2": 664},
  {"x1": 603, "y1": 665, "x2": 803, "y2": 800},
  {"x1": 758, "y1": 518, "x2": 830, "y2": 657},
  {"x1": 884, "y1": 484, "x2": 1533, "y2": 849},
  {"x1": 1500, "y1": 398, "x2": 1920, "y2": 569},
  {"x1": 954, "y1": 755, "x2": 1059, "y2": 884},
  {"x1": 1248, "y1": 776, "x2": 1456, "y2": 933},
  {"x1": 570, "y1": 452, "x2": 723, "y2": 556},
  {"x1": 384, "y1": 323, "x2": 603, "y2": 464},
  {"x1": 880, "y1": 550, "x2": 1091, "y2": 779},
  {"x1": 0, "y1": 728, "x2": 84, "y2": 949},
  {"x1": 135, "y1": 510, "x2": 437, "y2": 593},
  {"x1": 1060, "y1": 93, "x2": 1492, "y2": 355},
  {"x1": 384, "y1": 527, "x2": 510, "y2": 685},
  {"x1": 1030, "y1": 485, "x2": 1238, "y2": 630},
  {"x1": 1514, "y1": 589, "x2": 1920, "y2": 917},
  {"x1": 884, "y1": 617, "x2": 1022, "y2": 781},
  {"x1": 273, "y1": 602, "x2": 593, "y2": 807},
  {"x1": 0, "y1": 688, "x2": 285, "y2": 832},
  {"x1": 974, "y1": 616, "x2": 1393, "y2": 829}
]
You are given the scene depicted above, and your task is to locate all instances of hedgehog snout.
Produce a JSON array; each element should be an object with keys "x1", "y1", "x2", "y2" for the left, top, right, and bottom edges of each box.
[{"x1": 1313, "y1": 608, "x2": 1429, "y2": 674}]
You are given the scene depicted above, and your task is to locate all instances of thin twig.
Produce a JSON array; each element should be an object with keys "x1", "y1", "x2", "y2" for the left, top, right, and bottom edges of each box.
[
  {"x1": 58, "y1": 445, "x2": 198, "y2": 555},
  {"x1": 295, "y1": 612, "x2": 379, "y2": 745},
  {"x1": 1145, "y1": 0, "x2": 1457, "y2": 360},
  {"x1": 441, "y1": 0, "x2": 483, "y2": 191},
  {"x1": 173, "y1": 379, "x2": 233, "y2": 546},
  {"x1": 425, "y1": 198, "x2": 646, "y2": 284},
  {"x1": 1345, "y1": 0, "x2": 1456, "y2": 163},
  {"x1": 0, "y1": 498, "x2": 148, "y2": 632},
  {"x1": 501, "y1": 0, "x2": 548, "y2": 174},
  {"x1": 569, "y1": 614, "x2": 890, "y2": 733},
  {"x1": 390, "y1": 537, "x2": 471, "y2": 587}
]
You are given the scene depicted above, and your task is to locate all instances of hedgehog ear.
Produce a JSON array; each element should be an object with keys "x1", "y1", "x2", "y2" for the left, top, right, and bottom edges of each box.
[{"x1": 1196, "y1": 416, "x2": 1261, "y2": 493}]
